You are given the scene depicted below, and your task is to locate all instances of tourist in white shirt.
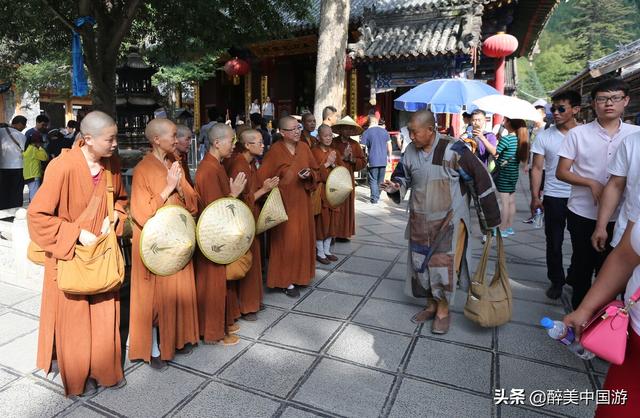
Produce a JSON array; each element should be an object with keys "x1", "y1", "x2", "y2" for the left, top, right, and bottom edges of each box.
[
  {"x1": 0, "y1": 115, "x2": 27, "y2": 209},
  {"x1": 530, "y1": 90, "x2": 581, "y2": 300},
  {"x1": 261, "y1": 96, "x2": 275, "y2": 125},
  {"x1": 563, "y1": 187, "x2": 640, "y2": 417},
  {"x1": 556, "y1": 79, "x2": 640, "y2": 309},
  {"x1": 249, "y1": 99, "x2": 260, "y2": 116}
]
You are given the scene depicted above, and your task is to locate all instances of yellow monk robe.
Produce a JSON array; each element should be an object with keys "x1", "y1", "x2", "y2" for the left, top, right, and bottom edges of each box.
[
  {"x1": 333, "y1": 138, "x2": 367, "y2": 239},
  {"x1": 311, "y1": 145, "x2": 343, "y2": 240}
]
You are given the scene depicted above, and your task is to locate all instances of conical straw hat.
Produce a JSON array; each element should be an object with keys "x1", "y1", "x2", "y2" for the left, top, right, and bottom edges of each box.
[
  {"x1": 197, "y1": 197, "x2": 256, "y2": 264},
  {"x1": 256, "y1": 187, "x2": 288, "y2": 234},
  {"x1": 332, "y1": 116, "x2": 364, "y2": 136},
  {"x1": 326, "y1": 166, "x2": 353, "y2": 207},
  {"x1": 140, "y1": 205, "x2": 196, "y2": 276}
]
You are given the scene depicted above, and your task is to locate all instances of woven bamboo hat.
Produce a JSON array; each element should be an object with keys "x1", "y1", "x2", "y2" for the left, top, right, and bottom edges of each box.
[
  {"x1": 326, "y1": 166, "x2": 353, "y2": 207},
  {"x1": 140, "y1": 205, "x2": 196, "y2": 276},
  {"x1": 256, "y1": 187, "x2": 288, "y2": 234},
  {"x1": 197, "y1": 197, "x2": 256, "y2": 264},
  {"x1": 332, "y1": 116, "x2": 364, "y2": 137}
]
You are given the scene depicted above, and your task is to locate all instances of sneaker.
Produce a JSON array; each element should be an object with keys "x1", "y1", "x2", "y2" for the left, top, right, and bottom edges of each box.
[
  {"x1": 283, "y1": 287, "x2": 300, "y2": 298},
  {"x1": 506, "y1": 227, "x2": 515, "y2": 235},
  {"x1": 500, "y1": 231, "x2": 509, "y2": 238},
  {"x1": 523, "y1": 216, "x2": 534, "y2": 224}
]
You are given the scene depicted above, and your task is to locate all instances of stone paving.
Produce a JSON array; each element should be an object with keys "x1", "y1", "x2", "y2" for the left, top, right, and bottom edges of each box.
[{"x1": 0, "y1": 178, "x2": 603, "y2": 418}]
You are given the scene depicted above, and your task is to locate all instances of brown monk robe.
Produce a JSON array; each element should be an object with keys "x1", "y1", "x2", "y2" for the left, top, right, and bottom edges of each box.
[
  {"x1": 311, "y1": 125, "x2": 344, "y2": 264},
  {"x1": 195, "y1": 123, "x2": 247, "y2": 344},
  {"x1": 129, "y1": 119, "x2": 199, "y2": 368},
  {"x1": 27, "y1": 111, "x2": 128, "y2": 396},
  {"x1": 223, "y1": 129, "x2": 280, "y2": 318},
  {"x1": 333, "y1": 134, "x2": 367, "y2": 239},
  {"x1": 257, "y1": 116, "x2": 319, "y2": 297},
  {"x1": 300, "y1": 113, "x2": 317, "y2": 148}
]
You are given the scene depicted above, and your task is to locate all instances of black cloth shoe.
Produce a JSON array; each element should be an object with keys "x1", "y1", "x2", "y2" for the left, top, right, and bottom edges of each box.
[
  {"x1": 545, "y1": 285, "x2": 563, "y2": 300},
  {"x1": 150, "y1": 356, "x2": 168, "y2": 370},
  {"x1": 283, "y1": 287, "x2": 300, "y2": 298},
  {"x1": 335, "y1": 238, "x2": 350, "y2": 243},
  {"x1": 176, "y1": 344, "x2": 193, "y2": 356},
  {"x1": 241, "y1": 313, "x2": 258, "y2": 321}
]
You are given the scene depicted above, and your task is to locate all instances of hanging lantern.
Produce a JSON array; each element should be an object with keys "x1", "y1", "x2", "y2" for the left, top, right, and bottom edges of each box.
[
  {"x1": 482, "y1": 33, "x2": 518, "y2": 58},
  {"x1": 345, "y1": 55, "x2": 353, "y2": 72},
  {"x1": 224, "y1": 58, "x2": 250, "y2": 85}
]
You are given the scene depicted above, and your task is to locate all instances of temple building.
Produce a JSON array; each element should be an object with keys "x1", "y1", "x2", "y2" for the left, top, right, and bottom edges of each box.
[{"x1": 197, "y1": 0, "x2": 558, "y2": 130}]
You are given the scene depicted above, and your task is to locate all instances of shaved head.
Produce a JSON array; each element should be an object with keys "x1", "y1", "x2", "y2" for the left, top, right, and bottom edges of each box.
[
  {"x1": 80, "y1": 111, "x2": 116, "y2": 137},
  {"x1": 279, "y1": 116, "x2": 297, "y2": 130},
  {"x1": 239, "y1": 129, "x2": 260, "y2": 144},
  {"x1": 208, "y1": 123, "x2": 233, "y2": 143},
  {"x1": 317, "y1": 124, "x2": 332, "y2": 136},
  {"x1": 145, "y1": 118, "x2": 175, "y2": 143},
  {"x1": 175, "y1": 124, "x2": 192, "y2": 139},
  {"x1": 410, "y1": 109, "x2": 436, "y2": 128}
]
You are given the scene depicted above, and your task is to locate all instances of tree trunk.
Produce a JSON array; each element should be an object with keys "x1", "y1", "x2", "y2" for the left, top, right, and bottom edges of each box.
[{"x1": 314, "y1": 0, "x2": 350, "y2": 122}]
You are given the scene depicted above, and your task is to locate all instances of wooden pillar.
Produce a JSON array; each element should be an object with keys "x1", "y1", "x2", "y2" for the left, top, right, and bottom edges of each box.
[
  {"x1": 342, "y1": 73, "x2": 348, "y2": 117},
  {"x1": 244, "y1": 71, "x2": 252, "y2": 120},
  {"x1": 194, "y1": 82, "x2": 201, "y2": 130},
  {"x1": 176, "y1": 84, "x2": 182, "y2": 108},
  {"x1": 65, "y1": 99, "x2": 73, "y2": 123},
  {"x1": 349, "y1": 69, "x2": 357, "y2": 120},
  {"x1": 260, "y1": 76, "x2": 268, "y2": 104}
]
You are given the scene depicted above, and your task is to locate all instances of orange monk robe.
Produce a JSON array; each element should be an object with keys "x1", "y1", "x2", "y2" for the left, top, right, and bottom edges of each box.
[
  {"x1": 311, "y1": 146, "x2": 343, "y2": 240},
  {"x1": 179, "y1": 152, "x2": 194, "y2": 187},
  {"x1": 333, "y1": 138, "x2": 367, "y2": 239},
  {"x1": 195, "y1": 153, "x2": 233, "y2": 342},
  {"x1": 223, "y1": 153, "x2": 262, "y2": 314},
  {"x1": 129, "y1": 153, "x2": 200, "y2": 362},
  {"x1": 27, "y1": 147, "x2": 128, "y2": 396},
  {"x1": 301, "y1": 131, "x2": 316, "y2": 149},
  {"x1": 257, "y1": 141, "x2": 319, "y2": 288}
]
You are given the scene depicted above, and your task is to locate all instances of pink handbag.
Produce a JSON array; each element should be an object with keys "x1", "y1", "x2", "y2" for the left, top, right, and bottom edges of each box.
[{"x1": 580, "y1": 287, "x2": 640, "y2": 365}]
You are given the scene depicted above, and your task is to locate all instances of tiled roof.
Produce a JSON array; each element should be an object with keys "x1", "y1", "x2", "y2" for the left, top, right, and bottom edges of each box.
[{"x1": 589, "y1": 39, "x2": 640, "y2": 71}]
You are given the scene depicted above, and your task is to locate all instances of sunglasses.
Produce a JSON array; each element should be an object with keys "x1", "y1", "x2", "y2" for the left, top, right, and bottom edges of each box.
[{"x1": 550, "y1": 105, "x2": 567, "y2": 113}]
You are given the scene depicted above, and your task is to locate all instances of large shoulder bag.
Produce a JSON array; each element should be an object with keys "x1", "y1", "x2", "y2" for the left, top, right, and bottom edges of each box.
[
  {"x1": 464, "y1": 231, "x2": 512, "y2": 327},
  {"x1": 580, "y1": 287, "x2": 640, "y2": 365},
  {"x1": 57, "y1": 161, "x2": 125, "y2": 295}
]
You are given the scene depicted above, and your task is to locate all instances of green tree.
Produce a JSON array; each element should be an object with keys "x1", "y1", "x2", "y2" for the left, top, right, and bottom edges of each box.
[
  {"x1": 515, "y1": 58, "x2": 547, "y2": 102},
  {"x1": 0, "y1": 0, "x2": 310, "y2": 116}
]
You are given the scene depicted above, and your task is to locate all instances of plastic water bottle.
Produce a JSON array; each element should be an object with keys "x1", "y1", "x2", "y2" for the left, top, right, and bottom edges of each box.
[
  {"x1": 540, "y1": 317, "x2": 595, "y2": 360},
  {"x1": 533, "y1": 208, "x2": 543, "y2": 229}
]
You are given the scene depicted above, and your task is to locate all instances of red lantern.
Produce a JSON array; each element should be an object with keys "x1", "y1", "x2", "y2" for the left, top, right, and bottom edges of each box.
[
  {"x1": 482, "y1": 33, "x2": 519, "y2": 58},
  {"x1": 345, "y1": 55, "x2": 353, "y2": 72},
  {"x1": 224, "y1": 58, "x2": 250, "y2": 77}
]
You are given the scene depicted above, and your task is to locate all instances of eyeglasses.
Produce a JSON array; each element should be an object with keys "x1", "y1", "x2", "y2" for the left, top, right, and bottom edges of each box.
[
  {"x1": 550, "y1": 105, "x2": 567, "y2": 113},
  {"x1": 594, "y1": 95, "x2": 627, "y2": 104},
  {"x1": 281, "y1": 126, "x2": 301, "y2": 132}
]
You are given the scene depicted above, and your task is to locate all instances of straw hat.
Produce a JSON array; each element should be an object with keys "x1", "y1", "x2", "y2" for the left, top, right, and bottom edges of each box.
[
  {"x1": 332, "y1": 116, "x2": 364, "y2": 137},
  {"x1": 197, "y1": 197, "x2": 256, "y2": 264},
  {"x1": 326, "y1": 166, "x2": 353, "y2": 207},
  {"x1": 256, "y1": 187, "x2": 288, "y2": 234},
  {"x1": 140, "y1": 205, "x2": 196, "y2": 276}
]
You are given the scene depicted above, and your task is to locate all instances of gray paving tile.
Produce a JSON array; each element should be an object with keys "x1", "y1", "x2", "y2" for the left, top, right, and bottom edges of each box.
[
  {"x1": 12, "y1": 295, "x2": 42, "y2": 317},
  {"x1": 337, "y1": 256, "x2": 392, "y2": 277},
  {"x1": 0, "y1": 367, "x2": 19, "y2": 388},
  {"x1": 355, "y1": 216, "x2": 385, "y2": 227},
  {"x1": 0, "y1": 282, "x2": 38, "y2": 306},
  {"x1": 261, "y1": 313, "x2": 341, "y2": 352},
  {"x1": 294, "y1": 358, "x2": 395, "y2": 417},
  {"x1": 500, "y1": 405, "x2": 556, "y2": 418},
  {"x1": 220, "y1": 343, "x2": 315, "y2": 397},
  {"x1": 371, "y1": 279, "x2": 423, "y2": 306},
  {"x1": 499, "y1": 356, "x2": 595, "y2": 417},
  {"x1": 327, "y1": 324, "x2": 411, "y2": 371},
  {"x1": 177, "y1": 381, "x2": 280, "y2": 418},
  {"x1": 0, "y1": 378, "x2": 72, "y2": 417},
  {"x1": 406, "y1": 338, "x2": 492, "y2": 393},
  {"x1": 420, "y1": 311, "x2": 493, "y2": 348},
  {"x1": 498, "y1": 322, "x2": 586, "y2": 370},
  {"x1": 331, "y1": 241, "x2": 362, "y2": 255},
  {"x1": 61, "y1": 405, "x2": 113, "y2": 417},
  {"x1": 237, "y1": 307, "x2": 285, "y2": 339},
  {"x1": 353, "y1": 245, "x2": 402, "y2": 261},
  {"x1": 511, "y1": 299, "x2": 566, "y2": 326},
  {"x1": 353, "y1": 299, "x2": 419, "y2": 334},
  {"x1": 0, "y1": 312, "x2": 39, "y2": 346},
  {"x1": 367, "y1": 223, "x2": 403, "y2": 235},
  {"x1": 262, "y1": 286, "x2": 311, "y2": 309},
  {"x1": 92, "y1": 365, "x2": 205, "y2": 417},
  {"x1": 510, "y1": 278, "x2": 563, "y2": 306},
  {"x1": 591, "y1": 358, "x2": 609, "y2": 375},
  {"x1": 505, "y1": 263, "x2": 549, "y2": 282},
  {"x1": 280, "y1": 407, "x2": 324, "y2": 418},
  {"x1": 294, "y1": 289, "x2": 362, "y2": 319},
  {"x1": 389, "y1": 377, "x2": 492, "y2": 418},
  {"x1": 317, "y1": 271, "x2": 378, "y2": 296},
  {"x1": 0, "y1": 330, "x2": 38, "y2": 373},
  {"x1": 172, "y1": 339, "x2": 251, "y2": 375},
  {"x1": 386, "y1": 262, "x2": 408, "y2": 280}
]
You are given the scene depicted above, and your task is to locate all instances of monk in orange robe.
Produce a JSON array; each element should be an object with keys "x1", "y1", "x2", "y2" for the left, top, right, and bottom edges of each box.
[
  {"x1": 129, "y1": 119, "x2": 200, "y2": 370},
  {"x1": 311, "y1": 124, "x2": 343, "y2": 264},
  {"x1": 195, "y1": 123, "x2": 247, "y2": 345},
  {"x1": 257, "y1": 116, "x2": 319, "y2": 298},
  {"x1": 28, "y1": 111, "x2": 128, "y2": 396},
  {"x1": 176, "y1": 124, "x2": 194, "y2": 186},
  {"x1": 300, "y1": 113, "x2": 317, "y2": 148},
  {"x1": 333, "y1": 133, "x2": 367, "y2": 240}
]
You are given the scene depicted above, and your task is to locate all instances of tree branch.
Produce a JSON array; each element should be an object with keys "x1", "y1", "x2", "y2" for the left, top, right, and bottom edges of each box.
[
  {"x1": 107, "y1": 0, "x2": 143, "y2": 55},
  {"x1": 41, "y1": 0, "x2": 75, "y2": 32}
]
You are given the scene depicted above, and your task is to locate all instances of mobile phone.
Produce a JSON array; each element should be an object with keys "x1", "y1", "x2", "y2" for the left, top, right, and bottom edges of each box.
[{"x1": 298, "y1": 168, "x2": 310, "y2": 176}]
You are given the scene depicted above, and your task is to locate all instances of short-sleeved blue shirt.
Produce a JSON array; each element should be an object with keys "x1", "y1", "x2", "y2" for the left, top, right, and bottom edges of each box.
[{"x1": 360, "y1": 126, "x2": 390, "y2": 167}]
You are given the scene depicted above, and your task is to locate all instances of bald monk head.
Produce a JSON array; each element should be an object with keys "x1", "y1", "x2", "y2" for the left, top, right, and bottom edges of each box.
[
  {"x1": 79, "y1": 111, "x2": 118, "y2": 158},
  {"x1": 279, "y1": 116, "x2": 301, "y2": 144},
  {"x1": 236, "y1": 129, "x2": 264, "y2": 157},
  {"x1": 317, "y1": 124, "x2": 334, "y2": 147},
  {"x1": 175, "y1": 124, "x2": 192, "y2": 155},
  {"x1": 208, "y1": 122, "x2": 235, "y2": 160},
  {"x1": 408, "y1": 109, "x2": 437, "y2": 150},
  {"x1": 145, "y1": 118, "x2": 177, "y2": 156}
]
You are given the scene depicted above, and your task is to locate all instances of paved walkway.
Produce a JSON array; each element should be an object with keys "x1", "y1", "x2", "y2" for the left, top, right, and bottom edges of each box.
[{"x1": 0, "y1": 178, "x2": 603, "y2": 418}]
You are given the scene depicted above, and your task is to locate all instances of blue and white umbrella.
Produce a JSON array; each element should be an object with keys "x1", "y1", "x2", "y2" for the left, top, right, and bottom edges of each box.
[{"x1": 394, "y1": 79, "x2": 500, "y2": 113}]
